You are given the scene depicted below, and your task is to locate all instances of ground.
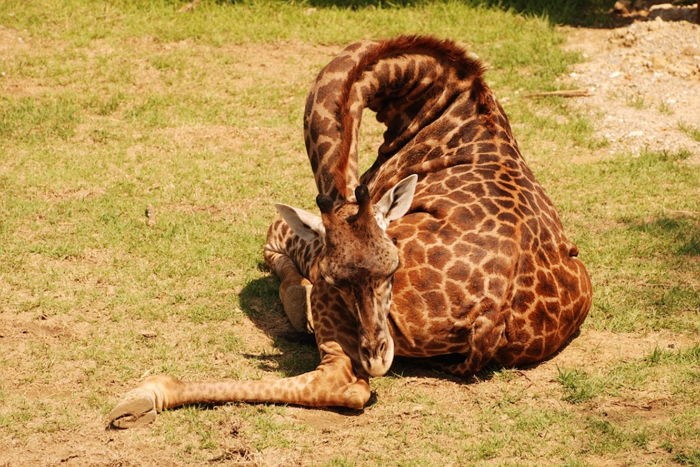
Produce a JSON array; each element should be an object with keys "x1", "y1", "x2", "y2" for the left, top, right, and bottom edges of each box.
[
  {"x1": 0, "y1": 3, "x2": 698, "y2": 466},
  {"x1": 563, "y1": 17, "x2": 700, "y2": 160}
]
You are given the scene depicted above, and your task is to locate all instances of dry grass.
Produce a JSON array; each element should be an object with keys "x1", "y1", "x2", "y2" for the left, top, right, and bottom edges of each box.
[{"x1": 0, "y1": 1, "x2": 698, "y2": 465}]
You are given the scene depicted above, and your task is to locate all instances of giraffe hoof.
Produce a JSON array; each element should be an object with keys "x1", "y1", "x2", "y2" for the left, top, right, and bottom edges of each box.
[
  {"x1": 341, "y1": 381, "x2": 371, "y2": 409},
  {"x1": 107, "y1": 390, "x2": 157, "y2": 429}
]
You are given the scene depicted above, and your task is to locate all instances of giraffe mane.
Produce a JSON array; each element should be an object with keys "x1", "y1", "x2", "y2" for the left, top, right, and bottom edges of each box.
[{"x1": 332, "y1": 35, "x2": 489, "y2": 199}]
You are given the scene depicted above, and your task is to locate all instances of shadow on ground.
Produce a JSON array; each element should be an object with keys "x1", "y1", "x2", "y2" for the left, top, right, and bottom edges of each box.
[
  {"x1": 297, "y1": 0, "x2": 697, "y2": 27},
  {"x1": 238, "y1": 270, "x2": 319, "y2": 376},
  {"x1": 624, "y1": 215, "x2": 700, "y2": 257}
]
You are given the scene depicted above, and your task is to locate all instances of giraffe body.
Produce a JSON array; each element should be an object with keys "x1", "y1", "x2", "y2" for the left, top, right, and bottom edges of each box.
[{"x1": 108, "y1": 36, "x2": 591, "y2": 428}]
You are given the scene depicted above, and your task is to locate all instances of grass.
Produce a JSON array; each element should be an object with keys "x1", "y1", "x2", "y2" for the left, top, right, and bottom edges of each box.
[
  {"x1": 560, "y1": 149, "x2": 699, "y2": 333},
  {"x1": 625, "y1": 94, "x2": 647, "y2": 110},
  {"x1": 679, "y1": 122, "x2": 700, "y2": 142},
  {"x1": 557, "y1": 345, "x2": 700, "y2": 405},
  {"x1": 554, "y1": 345, "x2": 700, "y2": 460},
  {"x1": 0, "y1": 0, "x2": 698, "y2": 465},
  {"x1": 658, "y1": 100, "x2": 674, "y2": 115}
]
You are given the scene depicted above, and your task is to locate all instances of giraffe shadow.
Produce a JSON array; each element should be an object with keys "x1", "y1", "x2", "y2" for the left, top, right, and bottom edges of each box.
[
  {"x1": 301, "y1": 0, "x2": 635, "y2": 28},
  {"x1": 238, "y1": 269, "x2": 319, "y2": 377},
  {"x1": 389, "y1": 356, "x2": 488, "y2": 385}
]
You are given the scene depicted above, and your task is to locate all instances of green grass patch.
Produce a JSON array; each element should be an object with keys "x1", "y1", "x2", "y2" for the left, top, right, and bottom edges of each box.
[
  {"x1": 557, "y1": 344, "x2": 700, "y2": 407},
  {"x1": 0, "y1": 95, "x2": 81, "y2": 142},
  {"x1": 625, "y1": 94, "x2": 646, "y2": 110},
  {"x1": 561, "y1": 150, "x2": 700, "y2": 333},
  {"x1": 557, "y1": 367, "x2": 599, "y2": 403}
]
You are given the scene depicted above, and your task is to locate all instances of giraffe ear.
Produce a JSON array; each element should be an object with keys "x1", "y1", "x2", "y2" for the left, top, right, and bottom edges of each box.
[
  {"x1": 275, "y1": 204, "x2": 326, "y2": 242},
  {"x1": 374, "y1": 174, "x2": 418, "y2": 230}
]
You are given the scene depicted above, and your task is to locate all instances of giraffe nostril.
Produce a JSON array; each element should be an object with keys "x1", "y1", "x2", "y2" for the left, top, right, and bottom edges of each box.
[
  {"x1": 377, "y1": 339, "x2": 387, "y2": 356},
  {"x1": 360, "y1": 344, "x2": 371, "y2": 361}
]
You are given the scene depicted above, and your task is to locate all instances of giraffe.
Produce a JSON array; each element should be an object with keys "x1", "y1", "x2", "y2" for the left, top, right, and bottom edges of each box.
[{"x1": 107, "y1": 35, "x2": 592, "y2": 428}]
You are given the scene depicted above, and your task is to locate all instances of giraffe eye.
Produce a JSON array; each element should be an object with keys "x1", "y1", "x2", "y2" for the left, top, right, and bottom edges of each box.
[{"x1": 389, "y1": 259, "x2": 400, "y2": 277}]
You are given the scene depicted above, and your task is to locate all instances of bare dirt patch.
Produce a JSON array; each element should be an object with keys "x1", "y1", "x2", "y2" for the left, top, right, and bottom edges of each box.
[
  {"x1": 261, "y1": 329, "x2": 694, "y2": 464},
  {"x1": 561, "y1": 16, "x2": 700, "y2": 160},
  {"x1": 0, "y1": 25, "x2": 28, "y2": 54}
]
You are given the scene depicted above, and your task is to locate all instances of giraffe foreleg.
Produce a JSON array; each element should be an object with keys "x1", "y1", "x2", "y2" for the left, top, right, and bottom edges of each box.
[
  {"x1": 107, "y1": 281, "x2": 371, "y2": 429},
  {"x1": 107, "y1": 342, "x2": 370, "y2": 429},
  {"x1": 107, "y1": 375, "x2": 176, "y2": 429},
  {"x1": 265, "y1": 246, "x2": 314, "y2": 333},
  {"x1": 264, "y1": 217, "x2": 317, "y2": 333}
]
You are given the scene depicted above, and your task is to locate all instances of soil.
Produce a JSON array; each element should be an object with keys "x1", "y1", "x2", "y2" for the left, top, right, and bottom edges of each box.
[
  {"x1": 561, "y1": 10, "x2": 700, "y2": 160},
  {"x1": 1, "y1": 8, "x2": 699, "y2": 466}
]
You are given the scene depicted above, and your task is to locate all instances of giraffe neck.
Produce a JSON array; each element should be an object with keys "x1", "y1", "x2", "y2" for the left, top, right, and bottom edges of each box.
[{"x1": 304, "y1": 35, "x2": 491, "y2": 201}]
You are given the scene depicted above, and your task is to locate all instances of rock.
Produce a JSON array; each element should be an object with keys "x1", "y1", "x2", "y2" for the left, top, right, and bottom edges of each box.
[
  {"x1": 145, "y1": 204, "x2": 155, "y2": 227},
  {"x1": 650, "y1": 53, "x2": 667, "y2": 70}
]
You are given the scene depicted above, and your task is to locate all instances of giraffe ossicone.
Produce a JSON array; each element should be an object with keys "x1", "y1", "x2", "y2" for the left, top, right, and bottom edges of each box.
[
  {"x1": 107, "y1": 35, "x2": 591, "y2": 429},
  {"x1": 288, "y1": 175, "x2": 418, "y2": 377}
]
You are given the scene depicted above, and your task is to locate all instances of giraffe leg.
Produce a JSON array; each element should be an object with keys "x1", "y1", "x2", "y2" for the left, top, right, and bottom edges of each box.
[
  {"x1": 268, "y1": 252, "x2": 313, "y2": 334},
  {"x1": 434, "y1": 307, "x2": 508, "y2": 376},
  {"x1": 107, "y1": 282, "x2": 369, "y2": 428},
  {"x1": 107, "y1": 376, "x2": 169, "y2": 428},
  {"x1": 264, "y1": 218, "x2": 316, "y2": 333},
  {"x1": 107, "y1": 347, "x2": 369, "y2": 429}
]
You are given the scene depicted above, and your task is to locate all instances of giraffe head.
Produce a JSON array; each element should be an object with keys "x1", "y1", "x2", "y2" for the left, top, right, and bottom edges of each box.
[{"x1": 276, "y1": 175, "x2": 418, "y2": 377}]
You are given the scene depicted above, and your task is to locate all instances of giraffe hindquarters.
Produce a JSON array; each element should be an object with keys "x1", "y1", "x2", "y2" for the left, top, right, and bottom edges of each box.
[{"x1": 496, "y1": 257, "x2": 593, "y2": 368}]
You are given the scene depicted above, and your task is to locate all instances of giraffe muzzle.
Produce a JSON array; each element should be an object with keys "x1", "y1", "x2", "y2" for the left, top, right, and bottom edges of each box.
[{"x1": 359, "y1": 333, "x2": 395, "y2": 377}]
